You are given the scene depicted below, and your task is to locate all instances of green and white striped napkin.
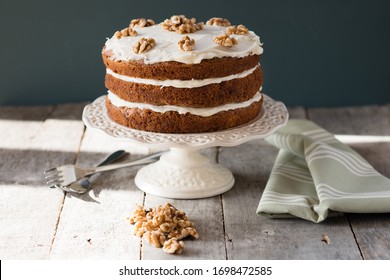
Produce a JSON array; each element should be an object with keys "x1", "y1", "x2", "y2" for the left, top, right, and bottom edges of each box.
[{"x1": 257, "y1": 119, "x2": 390, "y2": 223}]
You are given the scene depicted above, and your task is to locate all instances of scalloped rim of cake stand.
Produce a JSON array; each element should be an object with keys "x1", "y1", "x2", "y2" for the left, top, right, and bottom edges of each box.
[
  {"x1": 82, "y1": 94, "x2": 289, "y2": 150},
  {"x1": 82, "y1": 94, "x2": 288, "y2": 199}
]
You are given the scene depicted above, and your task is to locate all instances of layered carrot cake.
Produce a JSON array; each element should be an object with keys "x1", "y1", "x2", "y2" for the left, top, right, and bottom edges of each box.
[{"x1": 102, "y1": 15, "x2": 264, "y2": 133}]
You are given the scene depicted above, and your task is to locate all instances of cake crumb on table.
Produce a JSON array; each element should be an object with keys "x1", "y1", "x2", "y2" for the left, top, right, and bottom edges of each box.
[{"x1": 321, "y1": 234, "x2": 331, "y2": 245}]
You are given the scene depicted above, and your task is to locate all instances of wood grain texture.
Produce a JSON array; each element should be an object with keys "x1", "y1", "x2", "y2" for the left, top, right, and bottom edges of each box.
[
  {"x1": 0, "y1": 104, "x2": 85, "y2": 259},
  {"x1": 80, "y1": 127, "x2": 153, "y2": 155},
  {"x1": 142, "y1": 195, "x2": 226, "y2": 260},
  {"x1": 0, "y1": 105, "x2": 54, "y2": 121},
  {"x1": 308, "y1": 104, "x2": 390, "y2": 260},
  {"x1": 285, "y1": 106, "x2": 307, "y2": 119},
  {"x1": 219, "y1": 107, "x2": 362, "y2": 259},
  {"x1": 1, "y1": 103, "x2": 389, "y2": 260},
  {"x1": 219, "y1": 140, "x2": 361, "y2": 259},
  {"x1": 307, "y1": 104, "x2": 390, "y2": 135},
  {"x1": 49, "y1": 128, "x2": 147, "y2": 259},
  {"x1": 346, "y1": 213, "x2": 390, "y2": 259}
]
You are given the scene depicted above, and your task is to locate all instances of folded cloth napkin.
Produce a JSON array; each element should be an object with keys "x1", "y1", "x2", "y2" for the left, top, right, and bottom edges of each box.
[{"x1": 257, "y1": 119, "x2": 390, "y2": 223}]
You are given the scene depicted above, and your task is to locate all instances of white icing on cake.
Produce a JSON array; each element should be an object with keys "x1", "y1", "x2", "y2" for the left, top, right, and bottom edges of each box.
[
  {"x1": 106, "y1": 65, "x2": 259, "y2": 88},
  {"x1": 104, "y1": 24, "x2": 263, "y2": 64},
  {"x1": 107, "y1": 90, "x2": 263, "y2": 117}
]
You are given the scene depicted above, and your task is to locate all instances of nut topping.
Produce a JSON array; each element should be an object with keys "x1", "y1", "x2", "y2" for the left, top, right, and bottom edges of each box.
[
  {"x1": 206, "y1": 17, "x2": 231, "y2": 26},
  {"x1": 226, "y1": 24, "x2": 249, "y2": 35},
  {"x1": 129, "y1": 18, "x2": 155, "y2": 28},
  {"x1": 114, "y1": 27, "x2": 138, "y2": 39},
  {"x1": 161, "y1": 15, "x2": 201, "y2": 34},
  {"x1": 195, "y1": 22, "x2": 204, "y2": 30},
  {"x1": 132, "y1": 37, "x2": 156, "y2": 54},
  {"x1": 214, "y1": 34, "x2": 238, "y2": 47},
  {"x1": 178, "y1": 35, "x2": 195, "y2": 51}
]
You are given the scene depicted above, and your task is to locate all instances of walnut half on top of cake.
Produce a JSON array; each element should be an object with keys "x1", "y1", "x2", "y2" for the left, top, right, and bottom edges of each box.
[{"x1": 102, "y1": 15, "x2": 264, "y2": 133}]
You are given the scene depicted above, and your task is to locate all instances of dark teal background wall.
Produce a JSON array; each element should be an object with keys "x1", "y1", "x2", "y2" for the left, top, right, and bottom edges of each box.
[{"x1": 1, "y1": 0, "x2": 389, "y2": 106}]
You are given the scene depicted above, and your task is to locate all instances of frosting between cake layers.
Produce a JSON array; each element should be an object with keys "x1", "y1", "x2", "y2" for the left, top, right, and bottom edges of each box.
[
  {"x1": 107, "y1": 90, "x2": 262, "y2": 117},
  {"x1": 106, "y1": 65, "x2": 259, "y2": 88},
  {"x1": 104, "y1": 24, "x2": 263, "y2": 64}
]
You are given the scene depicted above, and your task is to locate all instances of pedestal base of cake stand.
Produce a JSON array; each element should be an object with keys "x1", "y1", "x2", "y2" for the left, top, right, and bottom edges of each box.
[{"x1": 134, "y1": 147, "x2": 234, "y2": 199}]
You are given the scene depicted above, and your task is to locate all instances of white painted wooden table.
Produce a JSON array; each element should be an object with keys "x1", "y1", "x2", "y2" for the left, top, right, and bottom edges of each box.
[{"x1": 0, "y1": 103, "x2": 389, "y2": 259}]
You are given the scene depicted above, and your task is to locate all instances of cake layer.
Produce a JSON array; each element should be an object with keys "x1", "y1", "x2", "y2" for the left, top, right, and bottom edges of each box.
[
  {"x1": 105, "y1": 66, "x2": 263, "y2": 107},
  {"x1": 106, "y1": 97, "x2": 263, "y2": 133},
  {"x1": 107, "y1": 91, "x2": 262, "y2": 117},
  {"x1": 102, "y1": 53, "x2": 260, "y2": 80},
  {"x1": 106, "y1": 65, "x2": 260, "y2": 88}
]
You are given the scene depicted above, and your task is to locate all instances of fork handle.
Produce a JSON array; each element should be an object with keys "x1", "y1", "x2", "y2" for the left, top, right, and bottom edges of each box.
[
  {"x1": 85, "y1": 151, "x2": 164, "y2": 175},
  {"x1": 98, "y1": 150, "x2": 127, "y2": 167}
]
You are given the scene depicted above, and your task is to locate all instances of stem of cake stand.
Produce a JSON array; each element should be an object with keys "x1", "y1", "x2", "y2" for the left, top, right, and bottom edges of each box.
[{"x1": 134, "y1": 147, "x2": 234, "y2": 199}]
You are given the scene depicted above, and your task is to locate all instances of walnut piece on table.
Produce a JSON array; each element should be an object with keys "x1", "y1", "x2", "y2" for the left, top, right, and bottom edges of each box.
[
  {"x1": 127, "y1": 202, "x2": 199, "y2": 254},
  {"x1": 144, "y1": 230, "x2": 166, "y2": 248},
  {"x1": 163, "y1": 238, "x2": 185, "y2": 254}
]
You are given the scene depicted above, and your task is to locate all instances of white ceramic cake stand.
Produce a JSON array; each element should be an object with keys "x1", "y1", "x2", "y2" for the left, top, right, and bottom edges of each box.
[{"x1": 82, "y1": 95, "x2": 288, "y2": 199}]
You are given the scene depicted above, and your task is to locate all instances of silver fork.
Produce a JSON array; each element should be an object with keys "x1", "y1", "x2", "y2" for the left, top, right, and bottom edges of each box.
[
  {"x1": 50, "y1": 150, "x2": 127, "y2": 193},
  {"x1": 44, "y1": 151, "x2": 164, "y2": 188}
]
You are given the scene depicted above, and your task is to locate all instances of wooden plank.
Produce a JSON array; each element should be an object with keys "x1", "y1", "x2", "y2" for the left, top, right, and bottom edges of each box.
[
  {"x1": 285, "y1": 106, "x2": 308, "y2": 119},
  {"x1": 79, "y1": 127, "x2": 152, "y2": 155},
  {"x1": 26, "y1": 104, "x2": 86, "y2": 183},
  {"x1": 219, "y1": 107, "x2": 362, "y2": 259},
  {"x1": 0, "y1": 106, "x2": 53, "y2": 184},
  {"x1": 0, "y1": 104, "x2": 86, "y2": 259},
  {"x1": 48, "y1": 169, "x2": 145, "y2": 259},
  {"x1": 307, "y1": 104, "x2": 390, "y2": 135},
  {"x1": 141, "y1": 147, "x2": 226, "y2": 259},
  {"x1": 0, "y1": 105, "x2": 54, "y2": 121},
  {"x1": 308, "y1": 104, "x2": 390, "y2": 259},
  {"x1": 0, "y1": 105, "x2": 55, "y2": 259},
  {"x1": 347, "y1": 213, "x2": 390, "y2": 260},
  {"x1": 49, "y1": 128, "x2": 146, "y2": 259},
  {"x1": 0, "y1": 104, "x2": 86, "y2": 185},
  {"x1": 0, "y1": 183, "x2": 62, "y2": 259},
  {"x1": 141, "y1": 195, "x2": 226, "y2": 260}
]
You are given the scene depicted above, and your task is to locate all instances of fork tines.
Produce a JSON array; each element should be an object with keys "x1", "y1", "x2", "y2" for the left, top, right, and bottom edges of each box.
[{"x1": 44, "y1": 168, "x2": 63, "y2": 186}]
